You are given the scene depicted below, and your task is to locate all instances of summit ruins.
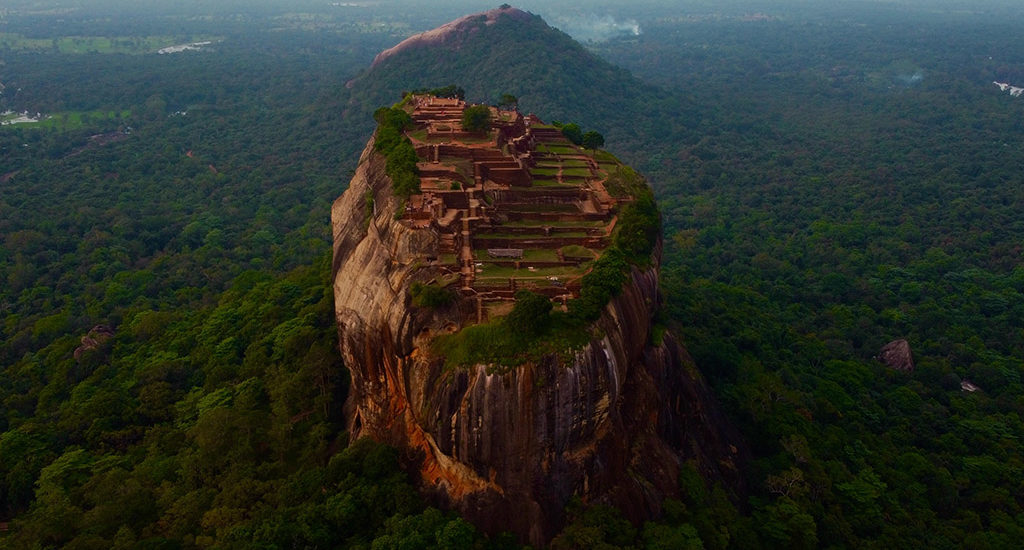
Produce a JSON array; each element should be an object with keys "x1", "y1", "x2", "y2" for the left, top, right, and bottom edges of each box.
[{"x1": 394, "y1": 94, "x2": 628, "y2": 322}]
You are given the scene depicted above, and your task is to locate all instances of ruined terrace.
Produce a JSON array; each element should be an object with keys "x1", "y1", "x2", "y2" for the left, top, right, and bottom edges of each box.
[{"x1": 397, "y1": 94, "x2": 629, "y2": 323}]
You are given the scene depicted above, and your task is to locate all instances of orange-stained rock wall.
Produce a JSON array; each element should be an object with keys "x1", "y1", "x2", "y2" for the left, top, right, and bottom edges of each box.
[{"x1": 332, "y1": 137, "x2": 744, "y2": 546}]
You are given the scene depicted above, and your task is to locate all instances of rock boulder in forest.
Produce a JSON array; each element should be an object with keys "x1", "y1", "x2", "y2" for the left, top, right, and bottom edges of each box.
[{"x1": 878, "y1": 339, "x2": 914, "y2": 372}]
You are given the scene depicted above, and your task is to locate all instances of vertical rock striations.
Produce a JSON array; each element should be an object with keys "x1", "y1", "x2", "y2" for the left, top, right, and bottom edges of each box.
[{"x1": 332, "y1": 135, "x2": 743, "y2": 546}]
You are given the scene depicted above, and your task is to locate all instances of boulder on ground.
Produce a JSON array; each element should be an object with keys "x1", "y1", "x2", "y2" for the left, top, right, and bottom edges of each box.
[
  {"x1": 73, "y1": 324, "x2": 115, "y2": 360},
  {"x1": 878, "y1": 339, "x2": 914, "y2": 372}
]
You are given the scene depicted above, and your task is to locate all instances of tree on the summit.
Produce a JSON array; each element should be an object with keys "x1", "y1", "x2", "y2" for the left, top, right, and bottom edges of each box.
[
  {"x1": 428, "y1": 84, "x2": 465, "y2": 100},
  {"x1": 582, "y1": 130, "x2": 605, "y2": 150},
  {"x1": 461, "y1": 105, "x2": 492, "y2": 133},
  {"x1": 561, "y1": 123, "x2": 583, "y2": 145},
  {"x1": 499, "y1": 93, "x2": 518, "y2": 110}
]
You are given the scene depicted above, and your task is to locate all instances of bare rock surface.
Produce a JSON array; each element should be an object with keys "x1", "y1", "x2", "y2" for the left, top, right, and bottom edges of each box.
[
  {"x1": 878, "y1": 339, "x2": 914, "y2": 372},
  {"x1": 370, "y1": 6, "x2": 534, "y2": 68},
  {"x1": 73, "y1": 324, "x2": 115, "y2": 360}
]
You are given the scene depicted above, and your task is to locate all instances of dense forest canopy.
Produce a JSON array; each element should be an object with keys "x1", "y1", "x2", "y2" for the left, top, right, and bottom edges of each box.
[{"x1": 3, "y1": 1, "x2": 1024, "y2": 548}]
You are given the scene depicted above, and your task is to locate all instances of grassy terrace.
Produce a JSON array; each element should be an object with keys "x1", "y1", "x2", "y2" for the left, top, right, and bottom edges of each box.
[
  {"x1": 536, "y1": 159, "x2": 589, "y2": 168},
  {"x1": 592, "y1": 150, "x2": 621, "y2": 163},
  {"x1": 602, "y1": 165, "x2": 647, "y2": 198},
  {"x1": 530, "y1": 179, "x2": 577, "y2": 188},
  {"x1": 476, "y1": 228, "x2": 549, "y2": 237},
  {"x1": 503, "y1": 220, "x2": 607, "y2": 228},
  {"x1": 530, "y1": 167, "x2": 560, "y2": 177},
  {"x1": 475, "y1": 263, "x2": 588, "y2": 279},
  {"x1": 468, "y1": 246, "x2": 600, "y2": 262},
  {"x1": 505, "y1": 187, "x2": 579, "y2": 195},
  {"x1": 456, "y1": 133, "x2": 496, "y2": 144},
  {"x1": 504, "y1": 203, "x2": 579, "y2": 212},
  {"x1": 411, "y1": 133, "x2": 494, "y2": 145},
  {"x1": 535, "y1": 143, "x2": 578, "y2": 154},
  {"x1": 560, "y1": 245, "x2": 597, "y2": 258},
  {"x1": 480, "y1": 231, "x2": 589, "y2": 238},
  {"x1": 561, "y1": 168, "x2": 592, "y2": 178},
  {"x1": 474, "y1": 249, "x2": 561, "y2": 261}
]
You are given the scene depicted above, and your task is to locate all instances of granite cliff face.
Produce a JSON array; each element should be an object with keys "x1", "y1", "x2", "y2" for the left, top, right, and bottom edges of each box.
[{"x1": 332, "y1": 138, "x2": 743, "y2": 545}]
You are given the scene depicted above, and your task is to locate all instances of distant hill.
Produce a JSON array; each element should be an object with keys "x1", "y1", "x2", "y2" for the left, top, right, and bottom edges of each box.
[{"x1": 344, "y1": 6, "x2": 695, "y2": 171}]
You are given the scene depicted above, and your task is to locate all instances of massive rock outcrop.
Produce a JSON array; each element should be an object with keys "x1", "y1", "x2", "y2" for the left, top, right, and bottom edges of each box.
[
  {"x1": 878, "y1": 339, "x2": 914, "y2": 372},
  {"x1": 370, "y1": 6, "x2": 534, "y2": 69},
  {"x1": 332, "y1": 136, "x2": 743, "y2": 545}
]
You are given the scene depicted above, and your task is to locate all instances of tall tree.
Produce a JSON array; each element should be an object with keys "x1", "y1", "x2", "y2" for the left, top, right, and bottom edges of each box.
[
  {"x1": 461, "y1": 105, "x2": 492, "y2": 133},
  {"x1": 560, "y1": 123, "x2": 583, "y2": 145},
  {"x1": 582, "y1": 130, "x2": 604, "y2": 150},
  {"x1": 499, "y1": 93, "x2": 518, "y2": 110}
]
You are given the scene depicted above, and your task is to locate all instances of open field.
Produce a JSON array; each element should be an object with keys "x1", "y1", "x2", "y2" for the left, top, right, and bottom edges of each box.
[
  {"x1": 1, "y1": 109, "x2": 130, "y2": 129},
  {"x1": 0, "y1": 33, "x2": 219, "y2": 54}
]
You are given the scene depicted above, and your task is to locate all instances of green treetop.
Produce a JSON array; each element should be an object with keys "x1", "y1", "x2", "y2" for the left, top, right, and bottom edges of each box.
[{"x1": 461, "y1": 104, "x2": 492, "y2": 133}]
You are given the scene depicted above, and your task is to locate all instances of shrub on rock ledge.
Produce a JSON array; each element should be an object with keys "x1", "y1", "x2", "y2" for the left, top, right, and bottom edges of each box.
[{"x1": 506, "y1": 290, "x2": 553, "y2": 337}]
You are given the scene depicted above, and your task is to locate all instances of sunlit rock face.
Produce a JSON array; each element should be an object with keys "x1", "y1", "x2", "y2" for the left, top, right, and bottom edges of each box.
[
  {"x1": 369, "y1": 6, "x2": 534, "y2": 69},
  {"x1": 332, "y1": 138, "x2": 743, "y2": 546}
]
